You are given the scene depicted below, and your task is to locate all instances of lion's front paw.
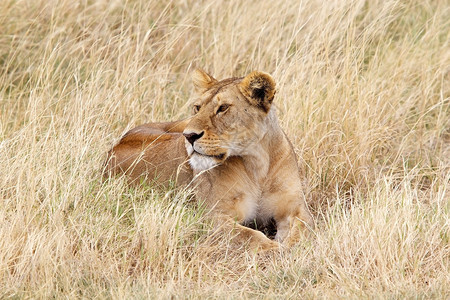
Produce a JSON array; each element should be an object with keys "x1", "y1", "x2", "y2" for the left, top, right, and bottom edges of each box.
[{"x1": 255, "y1": 239, "x2": 282, "y2": 252}]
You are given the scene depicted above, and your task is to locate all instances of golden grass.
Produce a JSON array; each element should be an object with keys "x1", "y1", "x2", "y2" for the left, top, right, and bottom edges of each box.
[{"x1": 0, "y1": 0, "x2": 448, "y2": 298}]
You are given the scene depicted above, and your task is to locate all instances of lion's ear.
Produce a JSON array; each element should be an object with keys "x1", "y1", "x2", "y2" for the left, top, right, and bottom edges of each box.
[
  {"x1": 192, "y1": 69, "x2": 217, "y2": 94},
  {"x1": 239, "y1": 71, "x2": 276, "y2": 113}
]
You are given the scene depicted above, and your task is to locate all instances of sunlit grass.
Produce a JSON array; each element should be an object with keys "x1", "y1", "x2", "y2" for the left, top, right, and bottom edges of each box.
[{"x1": 0, "y1": 0, "x2": 448, "y2": 298}]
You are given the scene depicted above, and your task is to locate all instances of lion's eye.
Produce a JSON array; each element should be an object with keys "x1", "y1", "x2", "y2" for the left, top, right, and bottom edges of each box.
[
  {"x1": 193, "y1": 105, "x2": 201, "y2": 114},
  {"x1": 216, "y1": 104, "x2": 230, "y2": 114}
]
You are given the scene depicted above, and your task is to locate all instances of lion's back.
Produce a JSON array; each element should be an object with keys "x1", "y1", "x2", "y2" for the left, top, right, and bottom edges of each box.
[{"x1": 104, "y1": 123, "x2": 193, "y2": 187}]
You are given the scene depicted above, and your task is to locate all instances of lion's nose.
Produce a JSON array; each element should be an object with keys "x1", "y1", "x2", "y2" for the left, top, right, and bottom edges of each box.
[{"x1": 183, "y1": 131, "x2": 204, "y2": 146}]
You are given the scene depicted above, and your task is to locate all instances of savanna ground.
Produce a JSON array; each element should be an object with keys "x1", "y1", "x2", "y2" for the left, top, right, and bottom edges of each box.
[{"x1": 0, "y1": 0, "x2": 449, "y2": 298}]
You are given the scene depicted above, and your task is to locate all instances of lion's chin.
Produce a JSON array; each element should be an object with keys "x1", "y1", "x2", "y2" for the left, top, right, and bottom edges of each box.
[
  {"x1": 188, "y1": 151, "x2": 227, "y2": 171},
  {"x1": 188, "y1": 152, "x2": 218, "y2": 171}
]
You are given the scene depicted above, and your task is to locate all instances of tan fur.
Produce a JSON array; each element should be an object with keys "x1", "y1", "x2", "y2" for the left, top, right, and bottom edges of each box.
[
  {"x1": 105, "y1": 69, "x2": 313, "y2": 251},
  {"x1": 104, "y1": 120, "x2": 193, "y2": 186}
]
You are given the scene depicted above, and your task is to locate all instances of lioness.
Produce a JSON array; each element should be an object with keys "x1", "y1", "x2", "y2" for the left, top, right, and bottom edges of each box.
[{"x1": 105, "y1": 69, "x2": 313, "y2": 250}]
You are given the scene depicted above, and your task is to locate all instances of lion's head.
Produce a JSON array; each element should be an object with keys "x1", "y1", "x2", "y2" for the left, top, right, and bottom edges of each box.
[{"x1": 183, "y1": 69, "x2": 276, "y2": 171}]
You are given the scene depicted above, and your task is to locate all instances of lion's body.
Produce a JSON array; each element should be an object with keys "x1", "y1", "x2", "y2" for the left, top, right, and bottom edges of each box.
[
  {"x1": 105, "y1": 70, "x2": 313, "y2": 250},
  {"x1": 104, "y1": 120, "x2": 193, "y2": 186}
]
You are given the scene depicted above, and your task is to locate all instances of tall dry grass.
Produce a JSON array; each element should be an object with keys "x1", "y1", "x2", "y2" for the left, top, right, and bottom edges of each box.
[{"x1": 0, "y1": 0, "x2": 448, "y2": 298}]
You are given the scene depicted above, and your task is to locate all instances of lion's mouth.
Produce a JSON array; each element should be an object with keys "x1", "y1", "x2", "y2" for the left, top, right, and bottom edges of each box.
[{"x1": 193, "y1": 150, "x2": 226, "y2": 161}]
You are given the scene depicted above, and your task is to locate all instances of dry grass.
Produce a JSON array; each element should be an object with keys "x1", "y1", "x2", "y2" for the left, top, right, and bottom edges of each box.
[{"x1": 0, "y1": 0, "x2": 449, "y2": 298}]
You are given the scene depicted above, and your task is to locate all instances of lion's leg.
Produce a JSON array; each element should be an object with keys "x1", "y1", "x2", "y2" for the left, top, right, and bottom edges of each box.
[
  {"x1": 275, "y1": 208, "x2": 313, "y2": 247},
  {"x1": 265, "y1": 192, "x2": 314, "y2": 246},
  {"x1": 214, "y1": 215, "x2": 280, "y2": 251}
]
